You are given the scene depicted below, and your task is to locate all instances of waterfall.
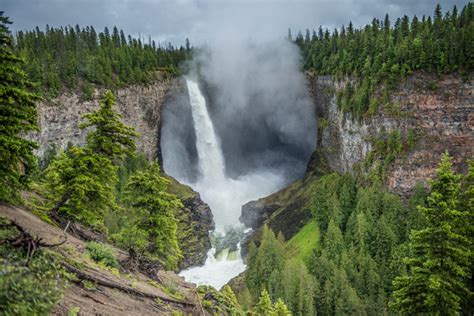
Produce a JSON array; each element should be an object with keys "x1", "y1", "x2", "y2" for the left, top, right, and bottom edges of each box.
[
  {"x1": 178, "y1": 78, "x2": 286, "y2": 289},
  {"x1": 186, "y1": 79, "x2": 226, "y2": 184}
]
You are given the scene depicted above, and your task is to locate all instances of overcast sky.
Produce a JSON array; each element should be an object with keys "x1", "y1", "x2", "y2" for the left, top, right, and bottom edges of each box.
[{"x1": 3, "y1": 0, "x2": 470, "y2": 46}]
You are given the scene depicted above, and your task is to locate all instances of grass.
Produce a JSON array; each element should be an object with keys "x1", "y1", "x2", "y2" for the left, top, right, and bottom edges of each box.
[
  {"x1": 285, "y1": 220, "x2": 320, "y2": 265},
  {"x1": 163, "y1": 174, "x2": 195, "y2": 200}
]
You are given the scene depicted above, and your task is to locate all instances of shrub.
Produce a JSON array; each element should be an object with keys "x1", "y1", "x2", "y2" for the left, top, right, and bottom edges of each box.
[
  {"x1": 0, "y1": 220, "x2": 69, "y2": 315},
  {"x1": 86, "y1": 241, "x2": 118, "y2": 268}
]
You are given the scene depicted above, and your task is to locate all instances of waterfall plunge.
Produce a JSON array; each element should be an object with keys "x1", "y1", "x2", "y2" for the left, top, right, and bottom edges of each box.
[{"x1": 178, "y1": 78, "x2": 285, "y2": 289}]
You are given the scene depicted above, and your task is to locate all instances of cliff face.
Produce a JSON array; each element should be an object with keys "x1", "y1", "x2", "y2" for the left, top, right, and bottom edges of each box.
[
  {"x1": 30, "y1": 75, "x2": 214, "y2": 269},
  {"x1": 31, "y1": 73, "x2": 175, "y2": 161},
  {"x1": 308, "y1": 73, "x2": 473, "y2": 195}
]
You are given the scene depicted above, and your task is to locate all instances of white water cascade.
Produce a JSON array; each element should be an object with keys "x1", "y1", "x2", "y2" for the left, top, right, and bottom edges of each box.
[{"x1": 178, "y1": 78, "x2": 286, "y2": 289}]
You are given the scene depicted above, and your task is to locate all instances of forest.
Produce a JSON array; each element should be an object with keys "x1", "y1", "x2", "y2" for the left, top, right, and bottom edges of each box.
[
  {"x1": 14, "y1": 23, "x2": 190, "y2": 98},
  {"x1": 293, "y1": 3, "x2": 474, "y2": 119},
  {"x1": 0, "y1": 2, "x2": 473, "y2": 315}
]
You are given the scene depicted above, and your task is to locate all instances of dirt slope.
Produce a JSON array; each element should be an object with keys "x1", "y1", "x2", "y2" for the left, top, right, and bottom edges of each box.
[{"x1": 0, "y1": 203, "x2": 205, "y2": 315}]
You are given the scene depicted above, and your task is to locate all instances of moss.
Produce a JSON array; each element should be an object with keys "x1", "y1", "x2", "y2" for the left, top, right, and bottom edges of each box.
[
  {"x1": 163, "y1": 175, "x2": 195, "y2": 200},
  {"x1": 81, "y1": 280, "x2": 97, "y2": 291},
  {"x1": 318, "y1": 117, "x2": 329, "y2": 130}
]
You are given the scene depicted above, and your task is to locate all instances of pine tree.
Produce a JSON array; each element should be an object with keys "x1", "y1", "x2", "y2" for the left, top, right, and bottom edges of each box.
[
  {"x1": 80, "y1": 91, "x2": 138, "y2": 160},
  {"x1": 391, "y1": 153, "x2": 471, "y2": 315},
  {"x1": 0, "y1": 12, "x2": 40, "y2": 202},
  {"x1": 123, "y1": 162, "x2": 182, "y2": 270},
  {"x1": 246, "y1": 225, "x2": 285, "y2": 300},
  {"x1": 45, "y1": 146, "x2": 117, "y2": 229},
  {"x1": 273, "y1": 299, "x2": 292, "y2": 316},
  {"x1": 255, "y1": 289, "x2": 274, "y2": 315}
]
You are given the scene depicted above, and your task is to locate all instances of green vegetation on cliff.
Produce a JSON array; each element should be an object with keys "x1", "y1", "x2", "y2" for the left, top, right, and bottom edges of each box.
[{"x1": 296, "y1": 3, "x2": 474, "y2": 119}]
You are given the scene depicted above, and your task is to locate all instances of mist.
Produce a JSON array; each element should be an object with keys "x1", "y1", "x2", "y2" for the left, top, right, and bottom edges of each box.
[{"x1": 162, "y1": 37, "x2": 316, "y2": 185}]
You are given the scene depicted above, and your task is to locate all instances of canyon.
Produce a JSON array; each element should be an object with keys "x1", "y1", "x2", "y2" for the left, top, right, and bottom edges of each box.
[{"x1": 29, "y1": 71, "x2": 473, "y2": 275}]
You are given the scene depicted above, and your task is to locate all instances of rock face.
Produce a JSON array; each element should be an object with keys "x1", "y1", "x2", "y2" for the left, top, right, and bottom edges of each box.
[
  {"x1": 308, "y1": 73, "x2": 473, "y2": 195},
  {"x1": 177, "y1": 193, "x2": 214, "y2": 270},
  {"x1": 30, "y1": 73, "x2": 177, "y2": 161},
  {"x1": 240, "y1": 201, "x2": 279, "y2": 230}
]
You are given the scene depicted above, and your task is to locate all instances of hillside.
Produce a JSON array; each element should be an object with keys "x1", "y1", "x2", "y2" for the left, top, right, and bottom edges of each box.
[{"x1": 0, "y1": 203, "x2": 202, "y2": 315}]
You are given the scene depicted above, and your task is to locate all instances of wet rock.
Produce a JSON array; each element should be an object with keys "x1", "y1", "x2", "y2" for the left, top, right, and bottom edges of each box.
[
  {"x1": 240, "y1": 201, "x2": 279, "y2": 230},
  {"x1": 177, "y1": 192, "x2": 214, "y2": 270}
]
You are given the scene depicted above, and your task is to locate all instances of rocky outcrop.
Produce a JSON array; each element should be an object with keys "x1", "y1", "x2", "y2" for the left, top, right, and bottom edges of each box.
[
  {"x1": 177, "y1": 192, "x2": 214, "y2": 270},
  {"x1": 240, "y1": 202, "x2": 279, "y2": 230},
  {"x1": 308, "y1": 73, "x2": 473, "y2": 195},
  {"x1": 30, "y1": 73, "x2": 177, "y2": 161}
]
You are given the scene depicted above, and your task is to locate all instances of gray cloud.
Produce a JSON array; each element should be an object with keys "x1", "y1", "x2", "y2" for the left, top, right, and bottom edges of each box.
[{"x1": 3, "y1": 0, "x2": 470, "y2": 45}]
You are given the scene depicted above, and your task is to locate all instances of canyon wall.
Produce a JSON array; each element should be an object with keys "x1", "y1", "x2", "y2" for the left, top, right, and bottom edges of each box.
[
  {"x1": 308, "y1": 73, "x2": 473, "y2": 195},
  {"x1": 31, "y1": 73, "x2": 175, "y2": 161}
]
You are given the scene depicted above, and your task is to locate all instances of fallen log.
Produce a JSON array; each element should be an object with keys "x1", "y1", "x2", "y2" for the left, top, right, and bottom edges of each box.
[{"x1": 61, "y1": 262, "x2": 196, "y2": 309}]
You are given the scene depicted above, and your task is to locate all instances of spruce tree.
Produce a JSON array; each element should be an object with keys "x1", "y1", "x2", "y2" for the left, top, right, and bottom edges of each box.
[
  {"x1": 0, "y1": 13, "x2": 40, "y2": 202},
  {"x1": 246, "y1": 225, "x2": 285, "y2": 300},
  {"x1": 255, "y1": 289, "x2": 274, "y2": 315},
  {"x1": 391, "y1": 153, "x2": 471, "y2": 315},
  {"x1": 273, "y1": 299, "x2": 292, "y2": 316},
  {"x1": 80, "y1": 90, "x2": 138, "y2": 160},
  {"x1": 123, "y1": 162, "x2": 182, "y2": 270},
  {"x1": 45, "y1": 146, "x2": 117, "y2": 229}
]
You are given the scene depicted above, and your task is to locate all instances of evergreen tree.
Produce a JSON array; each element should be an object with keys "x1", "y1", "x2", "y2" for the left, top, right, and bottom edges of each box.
[
  {"x1": 255, "y1": 289, "x2": 274, "y2": 315},
  {"x1": 123, "y1": 162, "x2": 182, "y2": 270},
  {"x1": 80, "y1": 91, "x2": 138, "y2": 160},
  {"x1": 246, "y1": 225, "x2": 285, "y2": 300},
  {"x1": 391, "y1": 153, "x2": 471, "y2": 315},
  {"x1": 273, "y1": 299, "x2": 292, "y2": 316},
  {"x1": 45, "y1": 146, "x2": 117, "y2": 230},
  {"x1": 0, "y1": 12, "x2": 40, "y2": 202}
]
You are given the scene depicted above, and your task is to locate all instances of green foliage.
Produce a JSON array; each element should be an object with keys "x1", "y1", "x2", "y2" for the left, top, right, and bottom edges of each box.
[
  {"x1": 119, "y1": 162, "x2": 182, "y2": 270},
  {"x1": 254, "y1": 289, "x2": 293, "y2": 316},
  {"x1": 246, "y1": 225, "x2": 285, "y2": 300},
  {"x1": 391, "y1": 153, "x2": 472, "y2": 315},
  {"x1": 44, "y1": 146, "x2": 117, "y2": 229},
  {"x1": 115, "y1": 153, "x2": 149, "y2": 200},
  {"x1": 86, "y1": 241, "x2": 118, "y2": 268},
  {"x1": 0, "y1": 13, "x2": 40, "y2": 203},
  {"x1": 274, "y1": 260, "x2": 316, "y2": 315},
  {"x1": 0, "y1": 219, "x2": 69, "y2": 315},
  {"x1": 14, "y1": 24, "x2": 190, "y2": 96},
  {"x1": 285, "y1": 220, "x2": 319, "y2": 264},
  {"x1": 197, "y1": 285, "x2": 245, "y2": 315},
  {"x1": 273, "y1": 299, "x2": 292, "y2": 316},
  {"x1": 298, "y1": 3, "x2": 474, "y2": 118},
  {"x1": 80, "y1": 91, "x2": 138, "y2": 160},
  {"x1": 246, "y1": 226, "x2": 315, "y2": 315},
  {"x1": 241, "y1": 172, "x2": 426, "y2": 315},
  {"x1": 255, "y1": 289, "x2": 274, "y2": 315}
]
